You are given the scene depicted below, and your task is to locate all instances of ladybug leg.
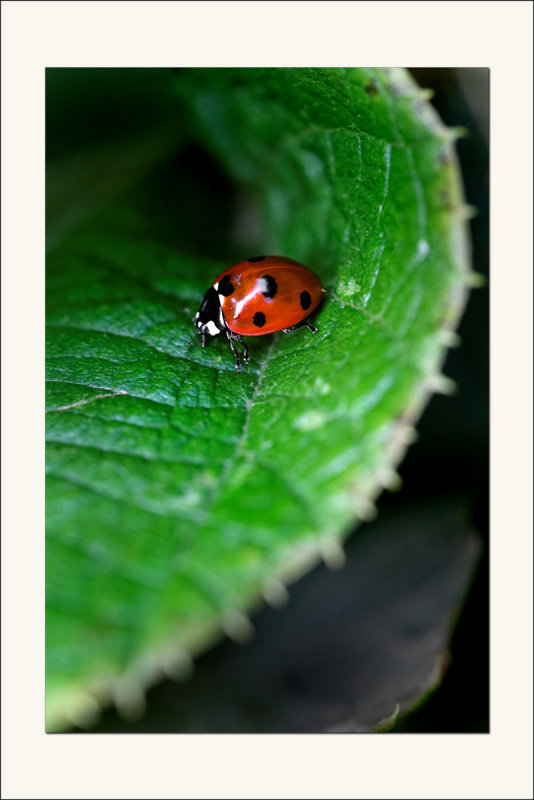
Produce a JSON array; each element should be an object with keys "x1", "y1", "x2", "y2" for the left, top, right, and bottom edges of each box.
[
  {"x1": 225, "y1": 329, "x2": 249, "y2": 371},
  {"x1": 188, "y1": 329, "x2": 206, "y2": 347},
  {"x1": 282, "y1": 321, "x2": 318, "y2": 334}
]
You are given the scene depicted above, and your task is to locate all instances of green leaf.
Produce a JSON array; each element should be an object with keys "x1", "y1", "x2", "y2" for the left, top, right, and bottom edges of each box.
[{"x1": 46, "y1": 67, "x2": 472, "y2": 730}]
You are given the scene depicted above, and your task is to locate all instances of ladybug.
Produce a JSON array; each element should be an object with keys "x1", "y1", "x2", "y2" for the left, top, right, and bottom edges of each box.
[{"x1": 194, "y1": 256, "x2": 325, "y2": 371}]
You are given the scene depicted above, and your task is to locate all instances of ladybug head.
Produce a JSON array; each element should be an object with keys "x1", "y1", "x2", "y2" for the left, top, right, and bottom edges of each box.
[{"x1": 195, "y1": 286, "x2": 225, "y2": 339}]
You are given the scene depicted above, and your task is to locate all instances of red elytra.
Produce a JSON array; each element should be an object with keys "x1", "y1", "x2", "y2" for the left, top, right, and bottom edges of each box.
[
  {"x1": 215, "y1": 256, "x2": 324, "y2": 335},
  {"x1": 194, "y1": 256, "x2": 325, "y2": 370}
]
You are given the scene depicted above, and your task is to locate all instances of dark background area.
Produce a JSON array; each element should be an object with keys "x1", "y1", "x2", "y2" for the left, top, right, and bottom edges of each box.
[{"x1": 48, "y1": 68, "x2": 489, "y2": 733}]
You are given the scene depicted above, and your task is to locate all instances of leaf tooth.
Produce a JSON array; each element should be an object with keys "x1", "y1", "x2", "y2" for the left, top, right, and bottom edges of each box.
[
  {"x1": 132, "y1": 651, "x2": 166, "y2": 688},
  {"x1": 396, "y1": 423, "x2": 419, "y2": 447},
  {"x1": 319, "y1": 538, "x2": 346, "y2": 570},
  {"x1": 376, "y1": 465, "x2": 403, "y2": 492},
  {"x1": 160, "y1": 647, "x2": 194, "y2": 681},
  {"x1": 427, "y1": 373, "x2": 457, "y2": 396},
  {"x1": 444, "y1": 125, "x2": 469, "y2": 141},
  {"x1": 65, "y1": 692, "x2": 101, "y2": 730},
  {"x1": 417, "y1": 88, "x2": 435, "y2": 101},
  {"x1": 89, "y1": 676, "x2": 113, "y2": 706},
  {"x1": 351, "y1": 493, "x2": 378, "y2": 522},
  {"x1": 261, "y1": 577, "x2": 290, "y2": 608},
  {"x1": 440, "y1": 329, "x2": 462, "y2": 349},
  {"x1": 222, "y1": 610, "x2": 255, "y2": 644},
  {"x1": 458, "y1": 203, "x2": 478, "y2": 220},
  {"x1": 112, "y1": 677, "x2": 146, "y2": 721},
  {"x1": 465, "y1": 271, "x2": 486, "y2": 288}
]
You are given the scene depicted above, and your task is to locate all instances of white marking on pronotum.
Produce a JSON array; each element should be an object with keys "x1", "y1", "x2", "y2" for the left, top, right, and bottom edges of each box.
[
  {"x1": 205, "y1": 320, "x2": 220, "y2": 337},
  {"x1": 213, "y1": 281, "x2": 219, "y2": 290}
]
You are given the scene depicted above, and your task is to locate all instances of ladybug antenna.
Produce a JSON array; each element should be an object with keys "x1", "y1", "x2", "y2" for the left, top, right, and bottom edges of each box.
[
  {"x1": 187, "y1": 313, "x2": 200, "y2": 348},
  {"x1": 187, "y1": 326, "x2": 206, "y2": 350}
]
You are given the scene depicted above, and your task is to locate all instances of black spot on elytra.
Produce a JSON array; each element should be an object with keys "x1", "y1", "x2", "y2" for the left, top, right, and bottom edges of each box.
[
  {"x1": 247, "y1": 256, "x2": 266, "y2": 262},
  {"x1": 261, "y1": 275, "x2": 277, "y2": 299},
  {"x1": 300, "y1": 290, "x2": 312, "y2": 311},
  {"x1": 218, "y1": 274, "x2": 234, "y2": 296},
  {"x1": 253, "y1": 311, "x2": 266, "y2": 328}
]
